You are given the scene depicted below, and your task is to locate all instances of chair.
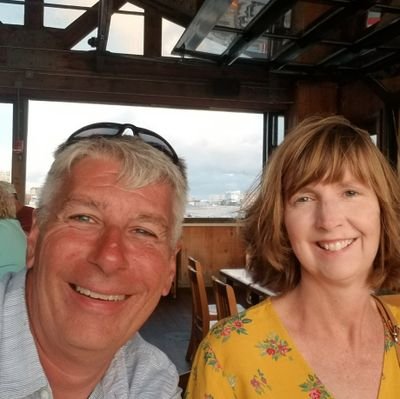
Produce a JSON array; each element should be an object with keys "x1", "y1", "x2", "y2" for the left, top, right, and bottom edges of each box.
[
  {"x1": 185, "y1": 257, "x2": 217, "y2": 362},
  {"x1": 178, "y1": 370, "x2": 191, "y2": 393},
  {"x1": 212, "y1": 276, "x2": 245, "y2": 320},
  {"x1": 188, "y1": 257, "x2": 217, "y2": 318}
]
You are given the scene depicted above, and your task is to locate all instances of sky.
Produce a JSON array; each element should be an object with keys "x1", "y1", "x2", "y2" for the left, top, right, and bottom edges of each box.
[
  {"x1": 0, "y1": 1, "x2": 265, "y2": 201},
  {"x1": 26, "y1": 101, "x2": 263, "y2": 200}
]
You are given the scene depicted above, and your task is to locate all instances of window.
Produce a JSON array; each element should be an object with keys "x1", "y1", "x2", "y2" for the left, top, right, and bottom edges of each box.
[
  {"x1": 27, "y1": 101, "x2": 263, "y2": 217},
  {"x1": 0, "y1": 103, "x2": 14, "y2": 182}
]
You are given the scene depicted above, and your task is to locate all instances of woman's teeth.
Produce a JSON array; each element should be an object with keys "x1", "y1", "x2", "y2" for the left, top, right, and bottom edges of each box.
[
  {"x1": 318, "y1": 239, "x2": 353, "y2": 252},
  {"x1": 74, "y1": 285, "x2": 126, "y2": 301}
]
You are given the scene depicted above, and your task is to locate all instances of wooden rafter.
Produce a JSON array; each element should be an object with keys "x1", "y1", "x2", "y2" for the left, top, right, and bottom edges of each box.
[{"x1": 61, "y1": 0, "x2": 127, "y2": 49}]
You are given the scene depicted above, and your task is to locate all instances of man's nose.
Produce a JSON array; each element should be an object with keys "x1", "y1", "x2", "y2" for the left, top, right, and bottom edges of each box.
[
  {"x1": 315, "y1": 200, "x2": 344, "y2": 230},
  {"x1": 88, "y1": 226, "x2": 129, "y2": 274}
]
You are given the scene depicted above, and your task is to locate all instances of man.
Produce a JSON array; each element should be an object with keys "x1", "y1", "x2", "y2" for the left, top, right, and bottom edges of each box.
[
  {"x1": 0, "y1": 180, "x2": 34, "y2": 233},
  {"x1": 0, "y1": 123, "x2": 187, "y2": 398}
]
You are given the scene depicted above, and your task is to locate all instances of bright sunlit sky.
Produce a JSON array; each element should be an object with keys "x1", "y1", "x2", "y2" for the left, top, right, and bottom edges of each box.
[
  {"x1": 0, "y1": 1, "x2": 264, "y2": 201},
  {"x1": 1, "y1": 101, "x2": 263, "y2": 201},
  {"x1": 26, "y1": 101, "x2": 263, "y2": 200}
]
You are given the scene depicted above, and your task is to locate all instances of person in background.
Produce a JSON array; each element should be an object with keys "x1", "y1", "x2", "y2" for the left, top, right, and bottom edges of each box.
[
  {"x1": 186, "y1": 116, "x2": 400, "y2": 398},
  {"x1": 0, "y1": 122, "x2": 187, "y2": 398},
  {"x1": 0, "y1": 182, "x2": 27, "y2": 277},
  {"x1": 0, "y1": 180, "x2": 34, "y2": 233}
]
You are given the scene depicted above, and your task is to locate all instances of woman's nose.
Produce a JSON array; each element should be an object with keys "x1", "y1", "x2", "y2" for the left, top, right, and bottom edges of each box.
[
  {"x1": 315, "y1": 200, "x2": 344, "y2": 230},
  {"x1": 88, "y1": 226, "x2": 129, "y2": 274}
]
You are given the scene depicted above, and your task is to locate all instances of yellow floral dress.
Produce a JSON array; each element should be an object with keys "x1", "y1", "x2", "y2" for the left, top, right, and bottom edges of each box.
[{"x1": 185, "y1": 298, "x2": 400, "y2": 399}]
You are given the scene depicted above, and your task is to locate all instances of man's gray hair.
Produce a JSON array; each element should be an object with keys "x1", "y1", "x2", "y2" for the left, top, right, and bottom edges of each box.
[{"x1": 36, "y1": 136, "x2": 188, "y2": 245}]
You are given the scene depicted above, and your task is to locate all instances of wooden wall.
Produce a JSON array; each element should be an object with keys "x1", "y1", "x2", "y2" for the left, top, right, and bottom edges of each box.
[{"x1": 177, "y1": 222, "x2": 246, "y2": 287}]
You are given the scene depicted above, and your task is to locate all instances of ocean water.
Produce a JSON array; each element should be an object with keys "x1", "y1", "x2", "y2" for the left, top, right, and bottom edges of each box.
[{"x1": 185, "y1": 204, "x2": 241, "y2": 218}]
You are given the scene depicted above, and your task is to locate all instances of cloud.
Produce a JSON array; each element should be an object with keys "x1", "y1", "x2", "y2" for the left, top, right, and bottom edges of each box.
[{"x1": 25, "y1": 101, "x2": 263, "y2": 199}]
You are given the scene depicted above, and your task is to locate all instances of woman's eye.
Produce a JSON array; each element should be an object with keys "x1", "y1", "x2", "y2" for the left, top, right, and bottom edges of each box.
[
  {"x1": 344, "y1": 190, "x2": 358, "y2": 197},
  {"x1": 295, "y1": 196, "x2": 312, "y2": 203}
]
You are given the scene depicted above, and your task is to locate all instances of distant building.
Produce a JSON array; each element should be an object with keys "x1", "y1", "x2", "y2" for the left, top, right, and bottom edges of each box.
[
  {"x1": 28, "y1": 186, "x2": 41, "y2": 208},
  {"x1": 0, "y1": 170, "x2": 11, "y2": 182},
  {"x1": 224, "y1": 190, "x2": 242, "y2": 205}
]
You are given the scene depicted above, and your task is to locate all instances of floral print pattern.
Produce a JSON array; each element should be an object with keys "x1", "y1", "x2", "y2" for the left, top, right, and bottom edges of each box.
[
  {"x1": 211, "y1": 312, "x2": 252, "y2": 342},
  {"x1": 384, "y1": 327, "x2": 396, "y2": 352},
  {"x1": 299, "y1": 374, "x2": 332, "y2": 399},
  {"x1": 250, "y1": 369, "x2": 271, "y2": 395},
  {"x1": 256, "y1": 332, "x2": 292, "y2": 361},
  {"x1": 202, "y1": 342, "x2": 222, "y2": 372},
  {"x1": 184, "y1": 298, "x2": 400, "y2": 398}
]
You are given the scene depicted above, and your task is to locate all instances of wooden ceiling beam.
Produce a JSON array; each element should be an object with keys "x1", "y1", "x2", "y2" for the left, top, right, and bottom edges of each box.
[
  {"x1": 0, "y1": 47, "x2": 293, "y2": 111},
  {"x1": 128, "y1": 0, "x2": 194, "y2": 26},
  {"x1": 61, "y1": 0, "x2": 128, "y2": 49},
  {"x1": 25, "y1": 0, "x2": 44, "y2": 29}
]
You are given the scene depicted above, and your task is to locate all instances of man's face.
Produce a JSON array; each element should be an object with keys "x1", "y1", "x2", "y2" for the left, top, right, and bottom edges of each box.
[{"x1": 26, "y1": 157, "x2": 178, "y2": 359}]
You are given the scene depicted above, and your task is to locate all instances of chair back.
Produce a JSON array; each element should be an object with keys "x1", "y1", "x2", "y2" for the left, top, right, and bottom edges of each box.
[
  {"x1": 212, "y1": 276, "x2": 239, "y2": 320},
  {"x1": 187, "y1": 263, "x2": 211, "y2": 336},
  {"x1": 188, "y1": 256, "x2": 199, "y2": 270}
]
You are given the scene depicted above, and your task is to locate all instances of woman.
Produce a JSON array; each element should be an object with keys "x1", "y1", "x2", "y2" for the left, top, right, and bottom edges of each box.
[
  {"x1": 185, "y1": 116, "x2": 400, "y2": 398},
  {"x1": 0, "y1": 182, "x2": 27, "y2": 277}
]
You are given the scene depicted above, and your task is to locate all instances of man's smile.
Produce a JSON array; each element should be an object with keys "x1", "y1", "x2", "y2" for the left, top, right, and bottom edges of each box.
[{"x1": 73, "y1": 284, "x2": 127, "y2": 301}]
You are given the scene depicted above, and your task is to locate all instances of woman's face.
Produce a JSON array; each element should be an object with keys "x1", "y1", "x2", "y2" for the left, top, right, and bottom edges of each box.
[{"x1": 284, "y1": 169, "x2": 381, "y2": 287}]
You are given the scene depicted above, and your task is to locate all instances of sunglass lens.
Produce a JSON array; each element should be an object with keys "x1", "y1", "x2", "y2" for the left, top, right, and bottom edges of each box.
[{"x1": 74, "y1": 126, "x2": 120, "y2": 138}]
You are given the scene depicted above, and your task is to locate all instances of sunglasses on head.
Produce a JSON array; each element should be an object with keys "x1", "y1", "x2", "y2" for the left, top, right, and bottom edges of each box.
[{"x1": 61, "y1": 122, "x2": 179, "y2": 165}]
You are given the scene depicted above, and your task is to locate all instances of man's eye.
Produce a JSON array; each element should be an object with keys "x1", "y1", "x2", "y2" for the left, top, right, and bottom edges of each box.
[
  {"x1": 134, "y1": 228, "x2": 157, "y2": 238},
  {"x1": 70, "y1": 214, "x2": 93, "y2": 223}
]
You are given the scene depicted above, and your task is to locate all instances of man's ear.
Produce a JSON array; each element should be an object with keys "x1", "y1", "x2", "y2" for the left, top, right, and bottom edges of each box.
[{"x1": 26, "y1": 211, "x2": 40, "y2": 269}]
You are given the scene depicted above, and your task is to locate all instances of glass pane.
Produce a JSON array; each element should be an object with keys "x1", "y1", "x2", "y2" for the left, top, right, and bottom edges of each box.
[
  {"x1": 72, "y1": 28, "x2": 97, "y2": 51},
  {"x1": 120, "y1": 3, "x2": 144, "y2": 13},
  {"x1": 162, "y1": 19, "x2": 185, "y2": 57},
  {"x1": 0, "y1": 3, "x2": 24, "y2": 25},
  {"x1": 107, "y1": 13, "x2": 144, "y2": 55},
  {"x1": 0, "y1": 103, "x2": 13, "y2": 183},
  {"x1": 367, "y1": 10, "x2": 381, "y2": 27},
  {"x1": 197, "y1": 30, "x2": 237, "y2": 54},
  {"x1": 27, "y1": 101, "x2": 263, "y2": 218},
  {"x1": 44, "y1": 0, "x2": 97, "y2": 6},
  {"x1": 44, "y1": 7, "x2": 85, "y2": 28},
  {"x1": 218, "y1": 0, "x2": 271, "y2": 29},
  {"x1": 277, "y1": 115, "x2": 285, "y2": 145}
]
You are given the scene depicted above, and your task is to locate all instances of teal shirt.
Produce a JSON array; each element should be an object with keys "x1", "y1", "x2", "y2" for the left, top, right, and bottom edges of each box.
[{"x1": 0, "y1": 218, "x2": 27, "y2": 277}]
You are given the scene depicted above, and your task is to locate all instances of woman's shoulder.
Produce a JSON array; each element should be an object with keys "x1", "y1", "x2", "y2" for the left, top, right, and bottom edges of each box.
[
  {"x1": 380, "y1": 294, "x2": 400, "y2": 307},
  {"x1": 379, "y1": 295, "x2": 400, "y2": 323},
  {"x1": 206, "y1": 298, "x2": 279, "y2": 346}
]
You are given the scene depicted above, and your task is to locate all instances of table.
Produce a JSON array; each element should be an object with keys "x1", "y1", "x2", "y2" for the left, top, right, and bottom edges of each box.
[{"x1": 220, "y1": 268, "x2": 275, "y2": 304}]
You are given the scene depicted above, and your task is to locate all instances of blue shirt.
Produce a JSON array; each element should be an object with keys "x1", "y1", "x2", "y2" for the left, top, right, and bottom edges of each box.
[
  {"x1": 0, "y1": 218, "x2": 26, "y2": 277},
  {"x1": 0, "y1": 271, "x2": 182, "y2": 398}
]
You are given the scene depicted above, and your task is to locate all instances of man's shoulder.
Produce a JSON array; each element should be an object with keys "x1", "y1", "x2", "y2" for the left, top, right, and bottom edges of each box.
[
  {"x1": 0, "y1": 270, "x2": 26, "y2": 300},
  {"x1": 102, "y1": 334, "x2": 181, "y2": 398},
  {"x1": 122, "y1": 333, "x2": 176, "y2": 370}
]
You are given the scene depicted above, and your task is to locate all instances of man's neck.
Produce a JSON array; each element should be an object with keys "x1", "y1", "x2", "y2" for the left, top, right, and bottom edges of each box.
[{"x1": 39, "y1": 350, "x2": 112, "y2": 399}]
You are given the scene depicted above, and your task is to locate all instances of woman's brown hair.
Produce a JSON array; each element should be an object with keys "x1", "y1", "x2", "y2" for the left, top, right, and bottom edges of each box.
[{"x1": 242, "y1": 115, "x2": 400, "y2": 294}]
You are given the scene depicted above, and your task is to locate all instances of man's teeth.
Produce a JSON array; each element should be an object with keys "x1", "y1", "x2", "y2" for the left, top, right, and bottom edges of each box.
[
  {"x1": 75, "y1": 286, "x2": 126, "y2": 301},
  {"x1": 319, "y1": 239, "x2": 353, "y2": 252}
]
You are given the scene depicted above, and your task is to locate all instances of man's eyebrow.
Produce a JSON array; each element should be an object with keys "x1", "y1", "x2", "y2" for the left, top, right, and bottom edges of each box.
[
  {"x1": 134, "y1": 214, "x2": 169, "y2": 229},
  {"x1": 62, "y1": 197, "x2": 105, "y2": 210}
]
